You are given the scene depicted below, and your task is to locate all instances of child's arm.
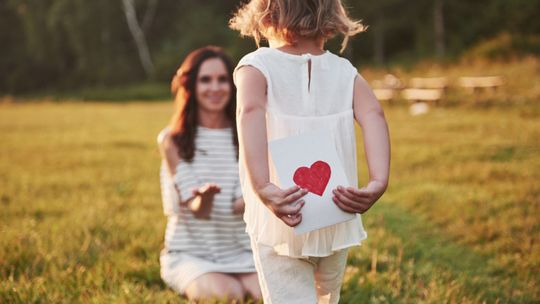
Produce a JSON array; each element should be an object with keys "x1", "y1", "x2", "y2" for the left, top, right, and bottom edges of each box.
[
  {"x1": 158, "y1": 131, "x2": 219, "y2": 219},
  {"x1": 333, "y1": 74, "x2": 390, "y2": 214},
  {"x1": 235, "y1": 66, "x2": 307, "y2": 227}
]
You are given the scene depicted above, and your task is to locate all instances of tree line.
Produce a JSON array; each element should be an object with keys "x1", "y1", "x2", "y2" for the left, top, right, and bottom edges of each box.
[{"x1": 0, "y1": 0, "x2": 538, "y2": 94}]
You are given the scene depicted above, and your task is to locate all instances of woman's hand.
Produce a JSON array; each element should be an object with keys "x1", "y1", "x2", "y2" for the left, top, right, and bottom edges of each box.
[
  {"x1": 189, "y1": 183, "x2": 221, "y2": 219},
  {"x1": 256, "y1": 183, "x2": 307, "y2": 227},
  {"x1": 232, "y1": 197, "x2": 245, "y2": 215},
  {"x1": 332, "y1": 180, "x2": 387, "y2": 214}
]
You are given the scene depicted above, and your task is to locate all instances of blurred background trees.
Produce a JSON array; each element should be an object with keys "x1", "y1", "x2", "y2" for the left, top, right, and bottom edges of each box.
[{"x1": 0, "y1": 0, "x2": 538, "y2": 94}]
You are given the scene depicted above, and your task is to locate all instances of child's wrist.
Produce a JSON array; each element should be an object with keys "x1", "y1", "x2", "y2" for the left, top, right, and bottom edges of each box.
[
  {"x1": 368, "y1": 179, "x2": 388, "y2": 190},
  {"x1": 254, "y1": 181, "x2": 272, "y2": 193}
]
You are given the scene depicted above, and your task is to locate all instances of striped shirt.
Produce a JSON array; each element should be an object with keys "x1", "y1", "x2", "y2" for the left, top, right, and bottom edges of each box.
[{"x1": 159, "y1": 126, "x2": 251, "y2": 263}]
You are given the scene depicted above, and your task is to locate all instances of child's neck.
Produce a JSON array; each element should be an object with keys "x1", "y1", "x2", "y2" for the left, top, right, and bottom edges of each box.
[{"x1": 270, "y1": 37, "x2": 325, "y2": 56}]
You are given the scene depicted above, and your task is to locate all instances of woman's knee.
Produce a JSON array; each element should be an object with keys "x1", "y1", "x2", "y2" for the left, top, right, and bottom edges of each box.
[
  {"x1": 216, "y1": 275, "x2": 245, "y2": 300},
  {"x1": 185, "y1": 273, "x2": 245, "y2": 301},
  {"x1": 237, "y1": 273, "x2": 262, "y2": 300}
]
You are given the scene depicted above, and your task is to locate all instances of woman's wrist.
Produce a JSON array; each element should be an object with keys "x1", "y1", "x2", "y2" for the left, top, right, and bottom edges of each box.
[{"x1": 189, "y1": 196, "x2": 212, "y2": 219}]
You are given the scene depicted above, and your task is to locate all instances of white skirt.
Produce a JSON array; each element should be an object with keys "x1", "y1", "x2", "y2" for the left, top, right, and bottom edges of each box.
[{"x1": 160, "y1": 250, "x2": 256, "y2": 294}]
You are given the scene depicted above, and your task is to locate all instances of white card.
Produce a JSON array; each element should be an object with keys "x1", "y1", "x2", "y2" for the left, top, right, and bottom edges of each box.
[{"x1": 268, "y1": 129, "x2": 356, "y2": 234}]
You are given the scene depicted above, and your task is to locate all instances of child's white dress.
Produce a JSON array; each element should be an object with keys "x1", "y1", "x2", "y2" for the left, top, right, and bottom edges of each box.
[{"x1": 234, "y1": 47, "x2": 368, "y2": 258}]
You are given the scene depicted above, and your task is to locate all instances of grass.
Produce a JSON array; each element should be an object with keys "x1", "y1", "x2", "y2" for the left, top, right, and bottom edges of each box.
[
  {"x1": 344, "y1": 102, "x2": 539, "y2": 303},
  {"x1": 1, "y1": 58, "x2": 539, "y2": 303}
]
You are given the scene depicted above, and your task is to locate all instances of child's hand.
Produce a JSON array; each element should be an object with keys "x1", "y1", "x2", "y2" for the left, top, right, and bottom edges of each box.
[
  {"x1": 189, "y1": 183, "x2": 221, "y2": 219},
  {"x1": 257, "y1": 183, "x2": 307, "y2": 227},
  {"x1": 332, "y1": 180, "x2": 387, "y2": 214}
]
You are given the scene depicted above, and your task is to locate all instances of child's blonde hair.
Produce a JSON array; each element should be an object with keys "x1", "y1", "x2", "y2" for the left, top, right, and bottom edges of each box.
[{"x1": 229, "y1": 0, "x2": 365, "y2": 52}]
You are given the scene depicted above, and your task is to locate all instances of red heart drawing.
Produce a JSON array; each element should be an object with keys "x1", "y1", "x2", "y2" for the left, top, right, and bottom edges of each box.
[{"x1": 293, "y1": 160, "x2": 331, "y2": 196}]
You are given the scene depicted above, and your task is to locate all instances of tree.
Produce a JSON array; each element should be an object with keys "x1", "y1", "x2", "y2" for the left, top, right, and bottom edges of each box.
[
  {"x1": 122, "y1": 0, "x2": 155, "y2": 77},
  {"x1": 434, "y1": 0, "x2": 445, "y2": 58}
]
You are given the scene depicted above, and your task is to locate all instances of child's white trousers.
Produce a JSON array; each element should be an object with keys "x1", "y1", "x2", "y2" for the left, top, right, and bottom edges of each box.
[{"x1": 251, "y1": 239, "x2": 349, "y2": 304}]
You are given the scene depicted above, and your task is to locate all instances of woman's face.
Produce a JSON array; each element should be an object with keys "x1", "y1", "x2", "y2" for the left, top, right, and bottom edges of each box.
[{"x1": 195, "y1": 57, "x2": 231, "y2": 114}]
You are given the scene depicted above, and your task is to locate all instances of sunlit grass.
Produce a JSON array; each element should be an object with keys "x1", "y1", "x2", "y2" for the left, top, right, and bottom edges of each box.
[
  {"x1": 0, "y1": 102, "x2": 177, "y2": 303},
  {"x1": 1, "y1": 63, "x2": 539, "y2": 303},
  {"x1": 349, "y1": 104, "x2": 539, "y2": 303}
]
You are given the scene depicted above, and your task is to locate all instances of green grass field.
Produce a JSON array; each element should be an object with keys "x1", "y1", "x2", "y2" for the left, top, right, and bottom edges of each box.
[{"x1": 1, "y1": 60, "x2": 539, "y2": 303}]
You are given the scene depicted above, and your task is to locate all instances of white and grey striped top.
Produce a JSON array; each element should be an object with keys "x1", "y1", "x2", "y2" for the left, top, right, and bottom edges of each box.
[{"x1": 159, "y1": 126, "x2": 251, "y2": 263}]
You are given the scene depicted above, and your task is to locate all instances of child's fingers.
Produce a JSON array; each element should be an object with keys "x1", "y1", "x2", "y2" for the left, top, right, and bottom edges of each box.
[
  {"x1": 334, "y1": 192, "x2": 370, "y2": 213},
  {"x1": 346, "y1": 186, "x2": 373, "y2": 198},
  {"x1": 333, "y1": 191, "x2": 365, "y2": 210},
  {"x1": 347, "y1": 193, "x2": 372, "y2": 205},
  {"x1": 334, "y1": 187, "x2": 367, "y2": 203},
  {"x1": 282, "y1": 185, "x2": 301, "y2": 197},
  {"x1": 283, "y1": 188, "x2": 308, "y2": 204},
  {"x1": 276, "y1": 200, "x2": 304, "y2": 217},
  {"x1": 280, "y1": 213, "x2": 302, "y2": 227},
  {"x1": 332, "y1": 196, "x2": 358, "y2": 213}
]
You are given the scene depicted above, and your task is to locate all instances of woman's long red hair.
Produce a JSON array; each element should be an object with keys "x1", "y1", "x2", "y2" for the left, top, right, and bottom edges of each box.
[{"x1": 170, "y1": 46, "x2": 238, "y2": 162}]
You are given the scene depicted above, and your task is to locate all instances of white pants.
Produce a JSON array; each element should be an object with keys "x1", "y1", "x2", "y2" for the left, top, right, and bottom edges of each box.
[{"x1": 251, "y1": 240, "x2": 349, "y2": 304}]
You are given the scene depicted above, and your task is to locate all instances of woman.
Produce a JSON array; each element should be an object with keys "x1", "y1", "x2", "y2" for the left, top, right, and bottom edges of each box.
[{"x1": 158, "y1": 46, "x2": 261, "y2": 301}]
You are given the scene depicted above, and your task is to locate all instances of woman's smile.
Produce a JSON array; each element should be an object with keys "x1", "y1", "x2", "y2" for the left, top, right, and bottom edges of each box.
[{"x1": 196, "y1": 58, "x2": 231, "y2": 112}]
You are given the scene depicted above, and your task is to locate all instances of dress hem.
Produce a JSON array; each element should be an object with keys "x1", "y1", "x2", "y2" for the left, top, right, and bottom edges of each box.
[{"x1": 248, "y1": 230, "x2": 368, "y2": 259}]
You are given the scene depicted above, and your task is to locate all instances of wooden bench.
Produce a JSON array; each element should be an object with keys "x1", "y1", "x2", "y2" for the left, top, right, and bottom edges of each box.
[
  {"x1": 409, "y1": 77, "x2": 448, "y2": 90},
  {"x1": 402, "y1": 76, "x2": 448, "y2": 105},
  {"x1": 458, "y1": 76, "x2": 504, "y2": 93},
  {"x1": 373, "y1": 89, "x2": 395, "y2": 101},
  {"x1": 371, "y1": 74, "x2": 402, "y2": 102},
  {"x1": 401, "y1": 88, "x2": 443, "y2": 104}
]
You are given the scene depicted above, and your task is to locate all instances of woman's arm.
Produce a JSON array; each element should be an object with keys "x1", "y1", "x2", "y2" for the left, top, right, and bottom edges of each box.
[
  {"x1": 333, "y1": 74, "x2": 390, "y2": 214},
  {"x1": 235, "y1": 66, "x2": 307, "y2": 227},
  {"x1": 157, "y1": 129, "x2": 182, "y2": 179},
  {"x1": 157, "y1": 130, "x2": 218, "y2": 218}
]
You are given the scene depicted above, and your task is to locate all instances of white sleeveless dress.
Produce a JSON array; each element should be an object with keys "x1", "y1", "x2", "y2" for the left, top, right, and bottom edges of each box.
[{"x1": 234, "y1": 47, "x2": 368, "y2": 258}]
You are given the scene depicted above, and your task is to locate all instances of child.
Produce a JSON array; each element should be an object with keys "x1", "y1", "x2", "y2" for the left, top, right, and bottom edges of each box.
[{"x1": 230, "y1": 1, "x2": 391, "y2": 303}]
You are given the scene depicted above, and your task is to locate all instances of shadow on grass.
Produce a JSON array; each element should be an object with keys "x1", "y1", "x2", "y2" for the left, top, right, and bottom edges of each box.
[{"x1": 341, "y1": 201, "x2": 533, "y2": 303}]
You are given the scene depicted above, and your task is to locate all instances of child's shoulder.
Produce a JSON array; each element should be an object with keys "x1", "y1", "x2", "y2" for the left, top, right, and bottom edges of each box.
[
  {"x1": 317, "y1": 52, "x2": 358, "y2": 79},
  {"x1": 239, "y1": 48, "x2": 351, "y2": 64},
  {"x1": 236, "y1": 48, "x2": 357, "y2": 78},
  {"x1": 237, "y1": 47, "x2": 273, "y2": 64},
  {"x1": 235, "y1": 48, "x2": 275, "y2": 79},
  {"x1": 325, "y1": 51, "x2": 356, "y2": 67}
]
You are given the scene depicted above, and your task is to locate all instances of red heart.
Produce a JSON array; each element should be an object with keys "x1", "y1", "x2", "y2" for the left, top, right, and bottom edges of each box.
[{"x1": 293, "y1": 161, "x2": 331, "y2": 196}]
